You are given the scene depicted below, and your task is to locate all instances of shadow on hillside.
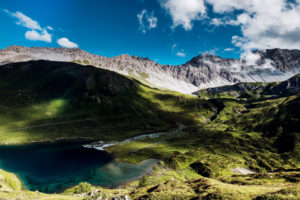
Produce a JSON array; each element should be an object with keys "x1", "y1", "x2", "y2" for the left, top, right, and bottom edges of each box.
[{"x1": 0, "y1": 60, "x2": 201, "y2": 142}]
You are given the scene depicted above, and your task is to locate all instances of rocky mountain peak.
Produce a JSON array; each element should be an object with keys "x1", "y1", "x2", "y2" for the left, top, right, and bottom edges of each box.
[
  {"x1": 112, "y1": 54, "x2": 152, "y2": 62},
  {"x1": 132, "y1": 55, "x2": 152, "y2": 62},
  {"x1": 252, "y1": 48, "x2": 300, "y2": 71},
  {"x1": 185, "y1": 53, "x2": 236, "y2": 67}
]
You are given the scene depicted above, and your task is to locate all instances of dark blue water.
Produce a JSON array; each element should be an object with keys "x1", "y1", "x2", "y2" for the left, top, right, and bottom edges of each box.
[{"x1": 0, "y1": 141, "x2": 157, "y2": 193}]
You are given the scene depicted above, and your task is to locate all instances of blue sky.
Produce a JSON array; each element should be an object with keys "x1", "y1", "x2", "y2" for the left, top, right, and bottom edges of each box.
[{"x1": 0, "y1": 0, "x2": 299, "y2": 65}]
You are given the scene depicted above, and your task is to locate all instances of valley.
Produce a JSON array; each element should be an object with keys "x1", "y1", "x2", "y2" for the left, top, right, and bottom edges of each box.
[{"x1": 0, "y1": 50, "x2": 299, "y2": 200}]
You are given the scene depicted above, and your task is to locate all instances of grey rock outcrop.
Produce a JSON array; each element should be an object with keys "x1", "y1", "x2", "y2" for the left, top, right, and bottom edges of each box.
[{"x1": 193, "y1": 73, "x2": 300, "y2": 97}]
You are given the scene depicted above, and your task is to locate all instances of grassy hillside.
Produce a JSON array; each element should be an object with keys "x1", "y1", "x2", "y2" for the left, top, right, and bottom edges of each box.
[
  {"x1": 0, "y1": 60, "x2": 203, "y2": 144},
  {"x1": 0, "y1": 61, "x2": 299, "y2": 199}
]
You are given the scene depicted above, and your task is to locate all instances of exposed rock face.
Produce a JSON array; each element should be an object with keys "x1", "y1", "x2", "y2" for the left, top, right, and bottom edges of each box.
[
  {"x1": 194, "y1": 82, "x2": 267, "y2": 96},
  {"x1": 255, "y1": 49, "x2": 300, "y2": 72},
  {"x1": 193, "y1": 73, "x2": 300, "y2": 97},
  {"x1": 266, "y1": 74, "x2": 300, "y2": 95},
  {"x1": 1, "y1": 46, "x2": 300, "y2": 94}
]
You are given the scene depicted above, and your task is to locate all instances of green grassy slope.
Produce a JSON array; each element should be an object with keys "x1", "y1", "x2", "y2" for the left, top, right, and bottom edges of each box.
[
  {"x1": 0, "y1": 60, "x2": 203, "y2": 144},
  {"x1": 102, "y1": 76, "x2": 300, "y2": 199}
]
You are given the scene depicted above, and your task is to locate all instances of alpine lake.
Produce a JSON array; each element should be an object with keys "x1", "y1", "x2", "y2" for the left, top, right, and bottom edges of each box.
[{"x1": 0, "y1": 141, "x2": 158, "y2": 193}]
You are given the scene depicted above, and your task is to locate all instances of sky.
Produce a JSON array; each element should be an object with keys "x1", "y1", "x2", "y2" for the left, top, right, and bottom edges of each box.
[{"x1": 0, "y1": 0, "x2": 300, "y2": 65}]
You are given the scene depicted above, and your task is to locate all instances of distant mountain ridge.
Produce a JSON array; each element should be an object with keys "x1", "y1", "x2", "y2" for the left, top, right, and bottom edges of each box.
[
  {"x1": 1, "y1": 45, "x2": 300, "y2": 94},
  {"x1": 194, "y1": 73, "x2": 300, "y2": 97}
]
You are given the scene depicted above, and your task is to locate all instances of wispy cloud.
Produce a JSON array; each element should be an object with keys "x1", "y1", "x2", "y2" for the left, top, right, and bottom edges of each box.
[
  {"x1": 137, "y1": 9, "x2": 158, "y2": 34},
  {"x1": 10, "y1": 11, "x2": 42, "y2": 30},
  {"x1": 224, "y1": 48, "x2": 234, "y2": 52},
  {"x1": 210, "y1": 18, "x2": 226, "y2": 26},
  {"x1": 200, "y1": 48, "x2": 218, "y2": 55},
  {"x1": 176, "y1": 52, "x2": 186, "y2": 57},
  {"x1": 4, "y1": 9, "x2": 52, "y2": 43},
  {"x1": 4, "y1": 9, "x2": 79, "y2": 47},
  {"x1": 46, "y1": 26, "x2": 53, "y2": 31},
  {"x1": 172, "y1": 43, "x2": 186, "y2": 57},
  {"x1": 57, "y1": 37, "x2": 78, "y2": 48}
]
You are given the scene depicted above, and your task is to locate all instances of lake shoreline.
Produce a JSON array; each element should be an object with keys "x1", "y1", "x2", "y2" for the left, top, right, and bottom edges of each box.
[{"x1": 0, "y1": 140, "x2": 159, "y2": 194}]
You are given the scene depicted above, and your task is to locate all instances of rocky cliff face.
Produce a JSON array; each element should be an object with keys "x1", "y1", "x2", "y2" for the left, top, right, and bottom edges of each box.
[
  {"x1": 266, "y1": 73, "x2": 300, "y2": 95},
  {"x1": 255, "y1": 49, "x2": 300, "y2": 72},
  {"x1": 1, "y1": 46, "x2": 300, "y2": 94},
  {"x1": 193, "y1": 73, "x2": 300, "y2": 97}
]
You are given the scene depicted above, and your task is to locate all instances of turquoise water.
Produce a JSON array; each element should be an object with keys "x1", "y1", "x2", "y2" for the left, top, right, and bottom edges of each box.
[{"x1": 0, "y1": 141, "x2": 157, "y2": 193}]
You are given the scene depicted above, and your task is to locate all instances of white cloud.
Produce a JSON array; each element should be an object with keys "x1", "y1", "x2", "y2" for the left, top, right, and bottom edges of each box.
[
  {"x1": 46, "y1": 26, "x2": 53, "y2": 31},
  {"x1": 137, "y1": 10, "x2": 158, "y2": 33},
  {"x1": 210, "y1": 18, "x2": 225, "y2": 26},
  {"x1": 11, "y1": 11, "x2": 42, "y2": 30},
  {"x1": 206, "y1": 0, "x2": 248, "y2": 13},
  {"x1": 25, "y1": 29, "x2": 52, "y2": 42},
  {"x1": 159, "y1": 0, "x2": 300, "y2": 50},
  {"x1": 172, "y1": 43, "x2": 186, "y2": 57},
  {"x1": 241, "y1": 50, "x2": 261, "y2": 66},
  {"x1": 159, "y1": 0, "x2": 206, "y2": 30},
  {"x1": 207, "y1": 0, "x2": 300, "y2": 50},
  {"x1": 201, "y1": 49, "x2": 217, "y2": 55},
  {"x1": 148, "y1": 15, "x2": 158, "y2": 29},
  {"x1": 224, "y1": 48, "x2": 234, "y2": 52},
  {"x1": 240, "y1": 50, "x2": 276, "y2": 71},
  {"x1": 4, "y1": 9, "x2": 54, "y2": 43},
  {"x1": 176, "y1": 52, "x2": 186, "y2": 57},
  {"x1": 57, "y1": 37, "x2": 79, "y2": 48},
  {"x1": 171, "y1": 43, "x2": 177, "y2": 50}
]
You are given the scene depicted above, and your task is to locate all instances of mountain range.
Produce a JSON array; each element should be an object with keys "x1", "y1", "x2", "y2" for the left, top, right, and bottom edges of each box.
[
  {"x1": 0, "y1": 46, "x2": 299, "y2": 200},
  {"x1": 1, "y1": 46, "x2": 300, "y2": 93}
]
